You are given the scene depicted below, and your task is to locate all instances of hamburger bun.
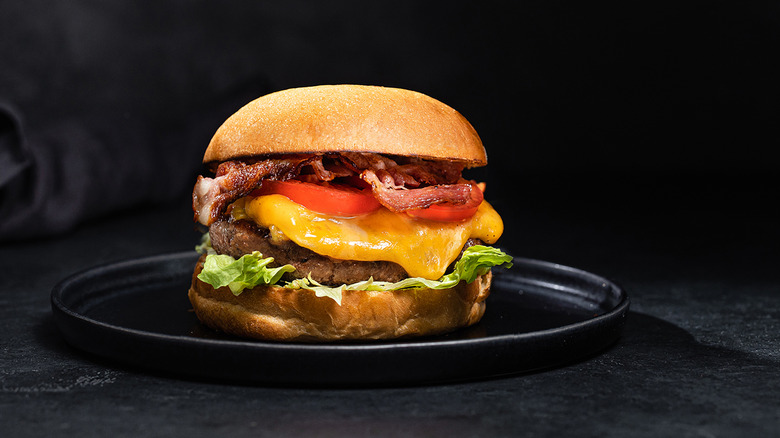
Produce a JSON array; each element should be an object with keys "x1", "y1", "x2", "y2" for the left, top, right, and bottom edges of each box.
[
  {"x1": 188, "y1": 255, "x2": 492, "y2": 342},
  {"x1": 189, "y1": 84, "x2": 510, "y2": 342},
  {"x1": 203, "y1": 84, "x2": 487, "y2": 166}
]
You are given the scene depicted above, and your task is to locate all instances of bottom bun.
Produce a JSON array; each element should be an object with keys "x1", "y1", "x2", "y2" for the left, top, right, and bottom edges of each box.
[{"x1": 188, "y1": 256, "x2": 492, "y2": 342}]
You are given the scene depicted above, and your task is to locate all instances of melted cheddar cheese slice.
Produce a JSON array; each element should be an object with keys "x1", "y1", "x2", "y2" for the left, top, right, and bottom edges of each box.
[{"x1": 233, "y1": 194, "x2": 504, "y2": 280}]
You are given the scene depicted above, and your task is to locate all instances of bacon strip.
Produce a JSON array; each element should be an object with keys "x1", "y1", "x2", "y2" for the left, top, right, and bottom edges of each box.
[
  {"x1": 193, "y1": 158, "x2": 305, "y2": 225},
  {"x1": 193, "y1": 152, "x2": 477, "y2": 225},
  {"x1": 395, "y1": 161, "x2": 464, "y2": 185},
  {"x1": 305, "y1": 153, "x2": 357, "y2": 181},
  {"x1": 339, "y1": 153, "x2": 464, "y2": 185},
  {"x1": 360, "y1": 170, "x2": 480, "y2": 212},
  {"x1": 339, "y1": 152, "x2": 397, "y2": 171}
]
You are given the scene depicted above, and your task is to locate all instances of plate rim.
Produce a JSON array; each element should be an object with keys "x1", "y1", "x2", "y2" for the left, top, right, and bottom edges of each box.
[{"x1": 50, "y1": 251, "x2": 630, "y2": 383}]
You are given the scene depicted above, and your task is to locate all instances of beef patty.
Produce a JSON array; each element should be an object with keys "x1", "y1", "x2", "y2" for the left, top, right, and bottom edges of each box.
[
  {"x1": 209, "y1": 219, "x2": 481, "y2": 285},
  {"x1": 209, "y1": 219, "x2": 409, "y2": 285}
]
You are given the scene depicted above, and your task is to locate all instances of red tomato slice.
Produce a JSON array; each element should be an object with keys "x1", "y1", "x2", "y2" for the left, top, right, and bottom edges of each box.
[
  {"x1": 406, "y1": 203, "x2": 480, "y2": 222},
  {"x1": 405, "y1": 182, "x2": 484, "y2": 222},
  {"x1": 255, "y1": 180, "x2": 381, "y2": 216}
]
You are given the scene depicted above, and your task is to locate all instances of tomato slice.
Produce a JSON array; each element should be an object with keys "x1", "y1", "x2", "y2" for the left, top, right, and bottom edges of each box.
[
  {"x1": 406, "y1": 203, "x2": 480, "y2": 222},
  {"x1": 254, "y1": 180, "x2": 381, "y2": 216},
  {"x1": 405, "y1": 182, "x2": 484, "y2": 222}
]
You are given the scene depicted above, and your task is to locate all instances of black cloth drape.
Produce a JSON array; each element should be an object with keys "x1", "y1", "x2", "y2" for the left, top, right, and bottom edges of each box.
[{"x1": 1, "y1": 1, "x2": 776, "y2": 240}]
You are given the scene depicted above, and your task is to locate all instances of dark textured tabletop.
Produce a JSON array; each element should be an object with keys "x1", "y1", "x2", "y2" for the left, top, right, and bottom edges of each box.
[
  {"x1": 2, "y1": 0, "x2": 778, "y2": 435},
  {"x1": 2, "y1": 172, "x2": 777, "y2": 437}
]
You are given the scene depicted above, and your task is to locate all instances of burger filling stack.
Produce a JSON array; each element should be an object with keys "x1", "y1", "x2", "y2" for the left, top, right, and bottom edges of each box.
[{"x1": 189, "y1": 85, "x2": 512, "y2": 342}]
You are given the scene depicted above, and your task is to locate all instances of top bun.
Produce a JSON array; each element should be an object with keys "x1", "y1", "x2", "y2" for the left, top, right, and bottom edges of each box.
[{"x1": 204, "y1": 85, "x2": 487, "y2": 167}]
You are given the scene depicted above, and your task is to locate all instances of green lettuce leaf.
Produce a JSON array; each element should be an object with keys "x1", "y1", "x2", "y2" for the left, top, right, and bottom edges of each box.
[
  {"x1": 287, "y1": 245, "x2": 513, "y2": 304},
  {"x1": 194, "y1": 233, "x2": 216, "y2": 255},
  {"x1": 197, "y1": 251, "x2": 296, "y2": 295},
  {"x1": 195, "y1": 236, "x2": 513, "y2": 305}
]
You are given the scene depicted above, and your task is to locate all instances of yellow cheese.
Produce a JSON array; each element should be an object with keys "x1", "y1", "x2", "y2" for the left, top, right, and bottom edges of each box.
[{"x1": 235, "y1": 194, "x2": 504, "y2": 280}]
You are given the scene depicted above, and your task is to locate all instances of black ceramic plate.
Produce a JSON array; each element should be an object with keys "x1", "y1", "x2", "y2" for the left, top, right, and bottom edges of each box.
[{"x1": 51, "y1": 252, "x2": 629, "y2": 386}]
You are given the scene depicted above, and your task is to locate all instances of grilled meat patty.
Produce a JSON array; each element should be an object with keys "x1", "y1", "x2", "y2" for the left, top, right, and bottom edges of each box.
[
  {"x1": 209, "y1": 219, "x2": 409, "y2": 285},
  {"x1": 209, "y1": 219, "x2": 481, "y2": 285}
]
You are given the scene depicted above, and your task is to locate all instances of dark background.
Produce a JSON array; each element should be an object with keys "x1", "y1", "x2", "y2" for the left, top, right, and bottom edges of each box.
[
  {"x1": 1, "y1": 1, "x2": 777, "y2": 240},
  {"x1": 2, "y1": 3, "x2": 779, "y2": 436}
]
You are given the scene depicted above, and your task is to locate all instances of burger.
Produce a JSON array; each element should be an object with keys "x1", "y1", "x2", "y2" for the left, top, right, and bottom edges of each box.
[{"x1": 188, "y1": 84, "x2": 512, "y2": 342}]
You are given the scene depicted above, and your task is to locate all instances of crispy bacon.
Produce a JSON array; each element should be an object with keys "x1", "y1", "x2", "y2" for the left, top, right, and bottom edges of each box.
[
  {"x1": 340, "y1": 152, "x2": 397, "y2": 171},
  {"x1": 305, "y1": 153, "x2": 357, "y2": 181},
  {"x1": 338, "y1": 153, "x2": 464, "y2": 186},
  {"x1": 193, "y1": 152, "x2": 478, "y2": 225},
  {"x1": 193, "y1": 158, "x2": 305, "y2": 225},
  {"x1": 360, "y1": 170, "x2": 480, "y2": 212},
  {"x1": 396, "y1": 160, "x2": 465, "y2": 185}
]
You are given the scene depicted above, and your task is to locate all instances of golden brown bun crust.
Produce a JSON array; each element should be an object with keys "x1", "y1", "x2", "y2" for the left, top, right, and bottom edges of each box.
[
  {"x1": 204, "y1": 85, "x2": 487, "y2": 167},
  {"x1": 188, "y1": 256, "x2": 492, "y2": 342}
]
